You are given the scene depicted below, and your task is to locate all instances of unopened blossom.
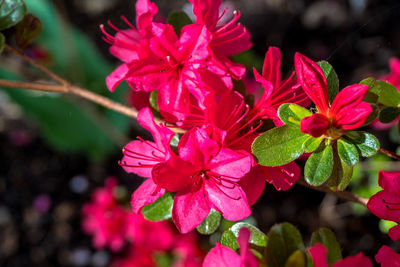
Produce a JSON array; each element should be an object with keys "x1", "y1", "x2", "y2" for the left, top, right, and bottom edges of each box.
[
  {"x1": 250, "y1": 46, "x2": 310, "y2": 126},
  {"x1": 295, "y1": 53, "x2": 372, "y2": 138},
  {"x1": 308, "y1": 243, "x2": 372, "y2": 267},
  {"x1": 375, "y1": 245, "x2": 400, "y2": 267},
  {"x1": 203, "y1": 227, "x2": 258, "y2": 267},
  {"x1": 367, "y1": 171, "x2": 400, "y2": 241}
]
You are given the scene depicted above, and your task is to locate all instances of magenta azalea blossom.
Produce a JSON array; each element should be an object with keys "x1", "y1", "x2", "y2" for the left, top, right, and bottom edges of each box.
[
  {"x1": 251, "y1": 46, "x2": 310, "y2": 126},
  {"x1": 203, "y1": 227, "x2": 258, "y2": 267},
  {"x1": 367, "y1": 171, "x2": 400, "y2": 241},
  {"x1": 308, "y1": 243, "x2": 372, "y2": 267},
  {"x1": 382, "y1": 57, "x2": 400, "y2": 89},
  {"x1": 294, "y1": 53, "x2": 372, "y2": 138},
  {"x1": 375, "y1": 245, "x2": 400, "y2": 267}
]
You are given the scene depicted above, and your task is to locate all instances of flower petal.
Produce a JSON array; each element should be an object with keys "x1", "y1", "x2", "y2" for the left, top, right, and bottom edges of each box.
[
  {"x1": 131, "y1": 179, "x2": 165, "y2": 213},
  {"x1": 389, "y1": 224, "x2": 400, "y2": 241},
  {"x1": 202, "y1": 243, "x2": 241, "y2": 267},
  {"x1": 106, "y1": 64, "x2": 130, "y2": 92},
  {"x1": 308, "y1": 243, "x2": 329, "y2": 267},
  {"x1": 378, "y1": 171, "x2": 400, "y2": 194},
  {"x1": 238, "y1": 166, "x2": 266, "y2": 206},
  {"x1": 300, "y1": 113, "x2": 330, "y2": 137},
  {"x1": 334, "y1": 102, "x2": 372, "y2": 130},
  {"x1": 329, "y1": 84, "x2": 369, "y2": 117},
  {"x1": 262, "y1": 162, "x2": 301, "y2": 191},
  {"x1": 375, "y1": 245, "x2": 400, "y2": 267},
  {"x1": 332, "y1": 253, "x2": 372, "y2": 267}
]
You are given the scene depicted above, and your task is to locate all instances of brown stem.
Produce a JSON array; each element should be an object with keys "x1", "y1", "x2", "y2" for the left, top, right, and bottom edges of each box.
[
  {"x1": 379, "y1": 148, "x2": 400, "y2": 161},
  {"x1": 297, "y1": 177, "x2": 368, "y2": 206}
]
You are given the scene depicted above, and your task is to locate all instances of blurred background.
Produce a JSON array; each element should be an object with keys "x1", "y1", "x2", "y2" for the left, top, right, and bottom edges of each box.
[{"x1": 1, "y1": 0, "x2": 400, "y2": 266}]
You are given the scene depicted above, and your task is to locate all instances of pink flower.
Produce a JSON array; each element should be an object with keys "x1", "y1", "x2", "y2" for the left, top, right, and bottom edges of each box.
[
  {"x1": 81, "y1": 178, "x2": 133, "y2": 252},
  {"x1": 110, "y1": 246, "x2": 156, "y2": 267},
  {"x1": 375, "y1": 245, "x2": 400, "y2": 267},
  {"x1": 202, "y1": 227, "x2": 258, "y2": 267},
  {"x1": 308, "y1": 243, "x2": 372, "y2": 267},
  {"x1": 251, "y1": 46, "x2": 310, "y2": 126},
  {"x1": 367, "y1": 171, "x2": 400, "y2": 241},
  {"x1": 295, "y1": 53, "x2": 372, "y2": 138},
  {"x1": 190, "y1": 0, "x2": 252, "y2": 79},
  {"x1": 173, "y1": 232, "x2": 205, "y2": 267},
  {"x1": 153, "y1": 126, "x2": 253, "y2": 233}
]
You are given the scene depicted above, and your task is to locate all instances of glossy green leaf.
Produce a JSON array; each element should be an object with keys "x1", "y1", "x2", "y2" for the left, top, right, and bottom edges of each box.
[
  {"x1": 379, "y1": 106, "x2": 400, "y2": 123},
  {"x1": 302, "y1": 136, "x2": 324, "y2": 153},
  {"x1": 167, "y1": 11, "x2": 192, "y2": 35},
  {"x1": 327, "y1": 146, "x2": 353, "y2": 191},
  {"x1": 221, "y1": 222, "x2": 267, "y2": 250},
  {"x1": 278, "y1": 103, "x2": 312, "y2": 126},
  {"x1": 337, "y1": 138, "x2": 359, "y2": 166},
  {"x1": 150, "y1": 90, "x2": 159, "y2": 112},
  {"x1": 142, "y1": 192, "x2": 173, "y2": 221},
  {"x1": 196, "y1": 209, "x2": 221, "y2": 235},
  {"x1": 317, "y1": 61, "x2": 339, "y2": 104},
  {"x1": 362, "y1": 103, "x2": 379, "y2": 126},
  {"x1": 266, "y1": 223, "x2": 305, "y2": 267},
  {"x1": 360, "y1": 77, "x2": 380, "y2": 104},
  {"x1": 311, "y1": 228, "x2": 342, "y2": 265},
  {"x1": 15, "y1": 13, "x2": 42, "y2": 49},
  {"x1": 0, "y1": 0, "x2": 27, "y2": 30},
  {"x1": 304, "y1": 144, "x2": 333, "y2": 186},
  {"x1": 252, "y1": 125, "x2": 308, "y2": 166},
  {"x1": 345, "y1": 131, "x2": 380, "y2": 157},
  {"x1": 0, "y1": 32, "x2": 4, "y2": 54},
  {"x1": 284, "y1": 250, "x2": 307, "y2": 267},
  {"x1": 377, "y1": 80, "x2": 400, "y2": 107}
]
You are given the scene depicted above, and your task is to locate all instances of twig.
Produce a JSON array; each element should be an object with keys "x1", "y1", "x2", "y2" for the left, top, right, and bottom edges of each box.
[
  {"x1": 297, "y1": 177, "x2": 368, "y2": 206},
  {"x1": 379, "y1": 148, "x2": 400, "y2": 161}
]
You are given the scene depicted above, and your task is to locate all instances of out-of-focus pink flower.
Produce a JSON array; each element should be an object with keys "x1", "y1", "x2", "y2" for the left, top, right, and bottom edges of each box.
[
  {"x1": 81, "y1": 178, "x2": 133, "y2": 252},
  {"x1": 110, "y1": 246, "x2": 155, "y2": 267},
  {"x1": 173, "y1": 231, "x2": 205, "y2": 267},
  {"x1": 375, "y1": 245, "x2": 400, "y2": 267},
  {"x1": 295, "y1": 53, "x2": 372, "y2": 138},
  {"x1": 367, "y1": 171, "x2": 400, "y2": 241},
  {"x1": 203, "y1": 227, "x2": 258, "y2": 267},
  {"x1": 251, "y1": 47, "x2": 310, "y2": 126},
  {"x1": 308, "y1": 243, "x2": 372, "y2": 267}
]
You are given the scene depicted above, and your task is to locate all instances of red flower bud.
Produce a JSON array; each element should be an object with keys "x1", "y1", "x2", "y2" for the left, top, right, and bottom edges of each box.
[{"x1": 300, "y1": 113, "x2": 330, "y2": 138}]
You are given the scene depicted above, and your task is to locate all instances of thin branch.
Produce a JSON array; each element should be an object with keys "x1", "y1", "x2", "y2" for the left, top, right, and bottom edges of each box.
[
  {"x1": 379, "y1": 148, "x2": 400, "y2": 161},
  {"x1": 297, "y1": 177, "x2": 368, "y2": 206}
]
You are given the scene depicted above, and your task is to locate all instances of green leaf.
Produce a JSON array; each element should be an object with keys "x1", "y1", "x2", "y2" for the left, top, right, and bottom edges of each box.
[
  {"x1": 360, "y1": 77, "x2": 380, "y2": 104},
  {"x1": 252, "y1": 125, "x2": 308, "y2": 166},
  {"x1": 278, "y1": 103, "x2": 312, "y2": 126},
  {"x1": 167, "y1": 11, "x2": 192, "y2": 35},
  {"x1": 345, "y1": 131, "x2": 380, "y2": 158},
  {"x1": 337, "y1": 138, "x2": 359, "y2": 166},
  {"x1": 379, "y1": 107, "x2": 400, "y2": 123},
  {"x1": 311, "y1": 228, "x2": 342, "y2": 265},
  {"x1": 317, "y1": 61, "x2": 339, "y2": 104},
  {"x1": 196, "y1": 209, "x2": 221, "y2": 235},
  {"x1": 149, "y1": 90, "x2": 159, "y2": 112},
  {"x1": 266, "y1": 223, "x2": 305, "y2": 267},
  {"x1": 0, "y1": 32, "x2": 4, "y2": 54},
  {"x1": 362, "y1": 103, "x2": 379, "y2": 126},
  {"x1": 0, "y1": 0, "x2": 27, "y2": 30},
  {"x1": 284, "y1": 250, "x2": 307, "y2": 267},
  {"x1": 327, "y1": 146, "x2": 353, "y2": 191},
  {"x1": 304, "y1": 143, "x2": 333, "y2": 186},
  {"x1": 142, "y1": 192, "x2": 173, "y2": 221},
  {"x1": 302, "y1": 136, "x2": 323, "y2": 153},
  {"x1": 221, "y1": 222, "x2": 267, "y2": 250},
  {"x1": 377, "y1": 80, "x2": 400, "y2": 107},
  {"x1": 15, "y1": 13, "x2": 42, "y2": 49}
]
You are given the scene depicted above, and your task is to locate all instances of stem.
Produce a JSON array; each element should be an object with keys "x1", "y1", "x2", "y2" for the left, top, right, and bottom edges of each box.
[
  {"x1": 297, "y1": 177, "x2": 368, "y2": 206},
  {"x1": 379, "y1": 148, "x2": 400, "y2": 161}
]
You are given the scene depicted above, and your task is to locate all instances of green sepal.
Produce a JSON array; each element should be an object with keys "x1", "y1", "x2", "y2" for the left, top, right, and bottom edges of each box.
[
  {"x1": 311, "y1": 228, "x2": 343, "y2": 265},
  {"x1": 302, "y1": 136, "x2": 324, "y2": 153},
  {"x1": 337, "y1": 138, "x2": 359, "y2": 166},
  {"x1": 252, "y1": 125, "x2": 308, "y2": 167},
  {"x1": 379, "y1": 106, "x2": 400, "y2": 123},
  {"x1": 317, "y1": 61, "x2": 339, "y2": 104},
  {"x1": 0, "y1": 0, "x2": 27, "y2": 31},
  {"x1": 221, "y1": 222, "x2": 267, "y2": 251},
  {"x1": 278, "y1": 103, "x2": 312, "y2": 126},
  {"x1": 345, "y1": 131, "x2": 380, "y2": 158},
  {"x1": 266, "y1": 223, "x2": 305, "y2": 267},
  {"x1": 304, "y1": 143, "x2": 333, "y2": 186},
  {"x1": 167, "y1": 11, "x2": 192, "y2": 35},
  {"x1": 141, "y1": 192, "x2": 173, "y2": 221},
  {"x1": 196, "y1": 209, "x2": 221, "y2": 235}
]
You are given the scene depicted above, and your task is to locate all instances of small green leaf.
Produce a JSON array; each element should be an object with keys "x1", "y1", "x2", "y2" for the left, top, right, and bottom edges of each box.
[
  {"x1": 379, "y1": 106, "x2": 400, "y2": 123},
  {"x1": 0, "y1": 0, "x2": 27, "y2": 30},
  {"x1": 266, "y1": 223, "x2": 305, "y2": 267},
  {"x1": 311, "y1": 228, "x2": 342, "y2": 265},
  {"x1": 149, "y1": 90, "x2": 159, "y2": 112},
  {"x1": 337, "y1": 138, "x2": 359, "y2": 166},
  {"x1": 377, "y1": 80, "x2": 400, "y2": 107},
  {"x1": 345, "y1": 131, "x2": 380, "y2": 157},
  {"x1": 15, "y1": 13, "x2": 42, "y2": 49},
  {"x1": 360, "y1": 77, "x2": 380, "y2": 104},
  {"x1": 317, "y1": 61, "x2": 339, "y2": 104},
  {"x1": 284, "y1": 250, "x2": 307, "y2": 267},
  {"x1": 167, "y1": 11, "x2": 192, "y2": 35},
  {"x1": 196, "y1": 209, "x2": 221, "y2": 235},
  {"x1": 252, "y1": 125, "x2": 308, "y2": 166},
  {"x1": 304, "y1": 144, "x2": 333, "y2": 186},
  {"x1": 362, "y1": 103, "x2": 379, "y2": 126},
  {"x1": 302, "y1": 136, "x2": 324, "y2": 153},
  {"x1": 0, "y1": 32, "x2": 4, "y2": 54},
  {"x1": 141, "y1": 192, "x2": 173, "y2": 221},
  {"x1": 221, "y1": 222, "x2": 267, "y2": 250},
  {"x1": 278, "y1": 103, "x2": 312, "y2": 126},
  {"x1": 326, "y1": 146, "x2": 353, "y2": 191}
]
